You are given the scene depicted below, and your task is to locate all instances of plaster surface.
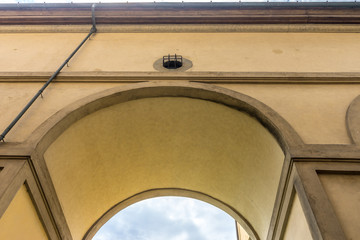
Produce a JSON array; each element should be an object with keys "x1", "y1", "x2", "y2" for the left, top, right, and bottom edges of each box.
[
  {"x1": 0, "y1": 184, "x2": 48, "y2": 240},
  {"x1": 319, "y1": 174, "x2": 360, "y2": 240},
  {"x1": 219, "y1": 84, "x2": 360, "y2": 144},
  {"x1": 1, "y1": 83, "x2": 358, "y2": 144},
  {"x1": 0, "y1": 82, "x2": 123, "y2": 142},
  {"x1": 1, "y1": 32, "x2": 360, "y2": 72},
  {"x1": 283, "y1": 193, "x2": 313, "y2": 240}
]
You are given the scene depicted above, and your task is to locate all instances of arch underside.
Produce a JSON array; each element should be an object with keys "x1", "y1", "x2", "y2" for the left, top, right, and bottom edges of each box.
[
  {"x1": 42, "y1": 96, "x2": 285, "y2": 240},
  {"x1": 84, "y1": 188, "x2": 252, "y2": 240}
]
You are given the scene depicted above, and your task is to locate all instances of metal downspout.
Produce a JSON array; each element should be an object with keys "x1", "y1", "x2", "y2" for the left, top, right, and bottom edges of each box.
[{"x1": 0, "y1": 4, "x2": 97, "y2": 142}]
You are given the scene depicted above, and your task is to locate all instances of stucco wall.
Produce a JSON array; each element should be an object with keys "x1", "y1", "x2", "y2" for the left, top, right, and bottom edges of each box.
[
  {"x1": 1, "y1": 29, "x2": 360, "y2": 240},
  {"x1": 0, "y1": 82, "x2": 359, "y2": 144},
  {"x1": 283, "y1": 193, "x2": 313, "y2": 240},
  {"x1": 0, "y1": 185, "x2": 48, "y2": 240},
  {"x1": 219, "y1": 84, "x2": 360, "y2": 144},
  {"x1": 1, "y1": 31, "x2": 359, "y2": 144},
  {"x1": 319, "y1": 174, "x2": 360, "y2": 240},
  {"x1": 1, "y1": 32, "x2": 360, "y2": 72}
]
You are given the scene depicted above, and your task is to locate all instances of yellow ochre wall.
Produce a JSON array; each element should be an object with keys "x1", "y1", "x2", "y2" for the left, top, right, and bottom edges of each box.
[
  {"x1": 1, "y1": 32, "x2": 360, "y2": 144},
  {"x1": 1, "y1": 32, "x2": 360, "y2": 72},
  {"x1": 0, "y1": 82, "x2": 359, "y2": 144},
  {"x1": 319, "y1": 174, "x2": 360, "y2": 239},
  {"x1": 1, "y1": 28, "x2": 360, "y2": 240},
  {"x1": 282, "y1": 194, "x2": 313, "y2": 240},
  {"x1": 0, "y1": 185, "x2": 48, "y2": 240}
]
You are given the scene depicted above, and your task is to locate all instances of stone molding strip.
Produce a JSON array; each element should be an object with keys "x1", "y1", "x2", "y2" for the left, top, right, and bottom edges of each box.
[
  {"x1": 0, "y1": 158, "x2": 61, "y2": 240},
  {"x1": 83, "y1": 188, "x2": 258, "y2": 240},
  {"x1": 27, "y1": 81, "x2": 303, "y2": 153},
  {"x1": 2, "y1": 3, "x2": 360, "y2": 25},
  {"x1": 2, "y1": 24, "x2": 360, "y2": 33},
  {"x1": 346, "y1": 95, "x2": 360, "y2": 144},
  {"x1": 1, "y1": 71, "x2": 360, "y2": 84}
]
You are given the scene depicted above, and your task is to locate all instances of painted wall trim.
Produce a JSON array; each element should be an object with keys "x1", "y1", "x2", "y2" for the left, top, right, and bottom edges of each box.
[
  {"x1": 2, "y1": 24, "x2": 360, "y2": 33},
  {"x1": 0, "y1": 158, "x2": 61, "y2": 239},
  {"x1": 2, "y1": 72, "x2": 360, "y2": 84},
  {"x1": 346, "y1": 95, "x2": 360, "y2": 144}
]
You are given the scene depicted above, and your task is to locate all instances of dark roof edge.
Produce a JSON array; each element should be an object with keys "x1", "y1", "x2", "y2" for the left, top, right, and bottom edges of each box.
[
  {"x1": 2, "y1": 2, "x2": 360, "y2": 8},
  {"x1": 2, "y1": 2, "x2": 360, "y2": 25}
]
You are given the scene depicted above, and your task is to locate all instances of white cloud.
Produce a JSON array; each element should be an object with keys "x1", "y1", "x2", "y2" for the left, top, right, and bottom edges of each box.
[{"x1": 92, "y1": 196, "x2": 237, "y2": 240}]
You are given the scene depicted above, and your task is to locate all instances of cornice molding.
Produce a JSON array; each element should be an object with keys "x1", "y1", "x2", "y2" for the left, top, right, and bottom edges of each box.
[
  {"x1": 1, "y1": 71, "x2": 360, "y2": 84},
  {"x1": 2, "y1": 3, "x2": 360, "y2": 25},
  {"x1": 2, "y1": 24, "x2": 360, "y2": 33}
]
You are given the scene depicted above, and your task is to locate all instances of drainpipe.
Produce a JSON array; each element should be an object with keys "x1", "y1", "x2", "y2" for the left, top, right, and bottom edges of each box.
[{"x1": 0, "y1": 4, "x2": 97, "y2": 142}]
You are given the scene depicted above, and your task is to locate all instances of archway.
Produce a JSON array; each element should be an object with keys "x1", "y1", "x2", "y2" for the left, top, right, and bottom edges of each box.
[
  {"x1": 29, "y1": 82, "x2": 302, "y2": 240},
  {"x1": 89, "y1": 191, "x2": 246, "y2": 240}
]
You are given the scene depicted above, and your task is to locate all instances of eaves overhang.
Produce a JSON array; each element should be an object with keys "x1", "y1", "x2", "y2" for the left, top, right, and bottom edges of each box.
[{"x1": 2, "y1": 2, "x2": 360, "y2": 25}]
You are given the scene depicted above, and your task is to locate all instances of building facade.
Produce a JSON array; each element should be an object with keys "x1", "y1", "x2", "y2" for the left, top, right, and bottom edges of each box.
[{"x1": 0, "y1": 3, "x2": 360, "y2": 240}]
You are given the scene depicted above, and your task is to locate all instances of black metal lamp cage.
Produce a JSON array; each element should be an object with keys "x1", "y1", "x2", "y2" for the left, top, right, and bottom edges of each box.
[{"x1": 163, "y1": 54, "x2": 183, "y2": 69}]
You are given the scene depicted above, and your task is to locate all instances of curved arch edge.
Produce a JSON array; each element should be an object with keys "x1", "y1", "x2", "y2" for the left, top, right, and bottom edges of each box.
[
  {"x1": 23, "y1": 81, "x2": 303, "y2": 240},
  {"x1": 82, "y1": 188, "x2": 260, "y2": 240},
  {"x1": 27, "y1": 81, "x2": 303, "y2": 156},
  {"x1": 346, "y1": 95, "x2": 360, "y2": 145}
]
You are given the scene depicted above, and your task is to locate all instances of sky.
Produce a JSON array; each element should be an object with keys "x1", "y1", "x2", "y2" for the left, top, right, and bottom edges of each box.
[{"x1": 92, "y1": 197, "x2": 237, "y2": 240}]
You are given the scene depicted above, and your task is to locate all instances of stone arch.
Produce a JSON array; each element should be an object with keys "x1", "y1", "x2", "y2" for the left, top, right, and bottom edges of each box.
[
  {"x1": 83, "y1": 188, "x2": 254, "y2": 240},
  {"x1": 346, "y1": 95, "x2": 360, "y2": 144},
  {"x1": 28, "y1": 82, "x2": 303, "y2": 240},
  {"x1": 28, "y1": 82, "x2": 302, "y2": 152}
]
